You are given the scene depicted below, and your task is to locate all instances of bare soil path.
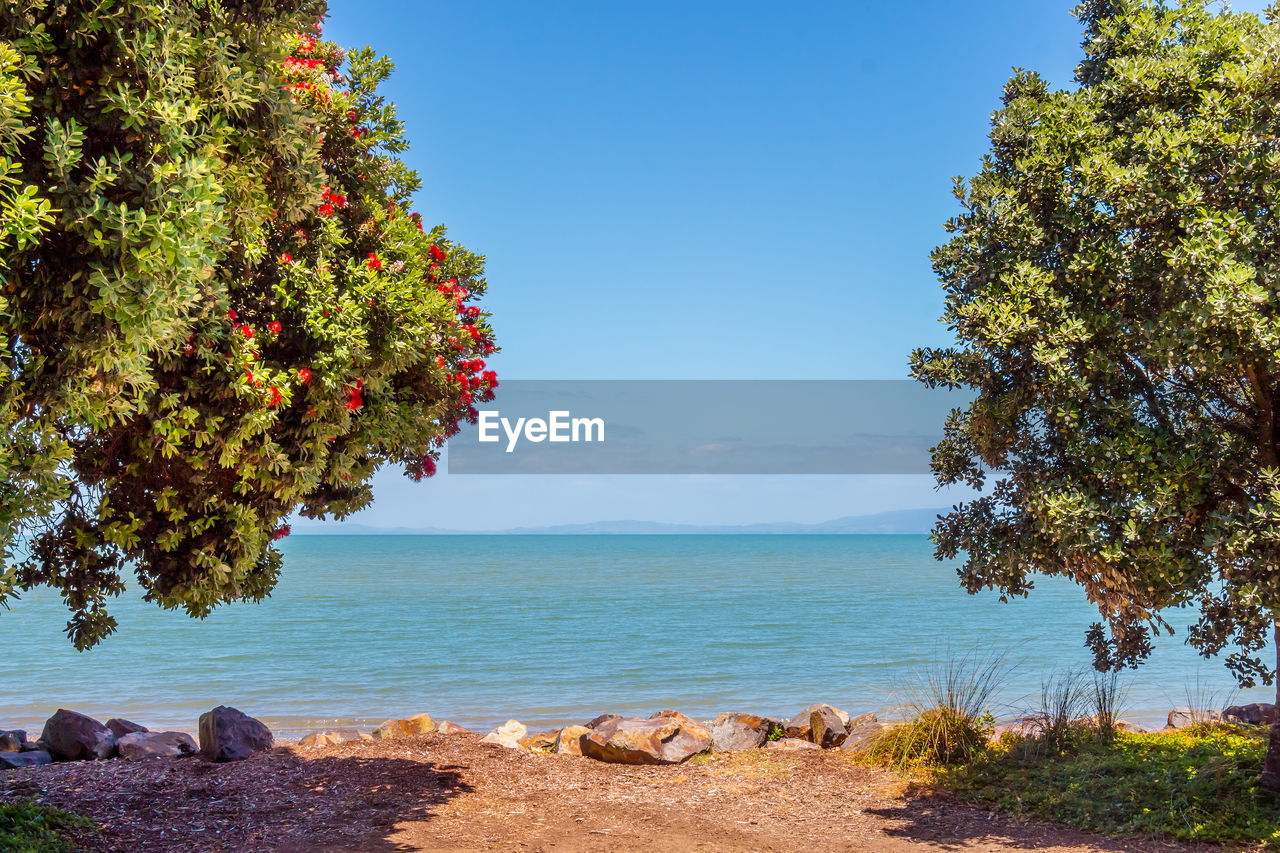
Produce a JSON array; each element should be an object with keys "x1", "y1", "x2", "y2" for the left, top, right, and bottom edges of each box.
[{"x1": 0, "y1": 734, "x2": 1222, "y2": 852}]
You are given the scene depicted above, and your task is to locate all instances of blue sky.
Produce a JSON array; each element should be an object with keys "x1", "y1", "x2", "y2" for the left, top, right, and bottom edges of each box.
[{"x1": 317, "y1": 1, "x2": 1271, "y2": 531}]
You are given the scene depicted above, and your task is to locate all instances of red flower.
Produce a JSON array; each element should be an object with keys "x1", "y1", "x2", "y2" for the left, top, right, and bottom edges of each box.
[
  {"x1": 330, "y1": 194, "x2": 346, "y2": 207},
  {"x1": 279, "y1": 252, "x2": 293, "y2": 264},
  {"x1": 437, "y1": 283, "x2": 452, "y2": 295},
  {"x1": 434, "y1": 355, "x2": 445, "y2": 368},
  {"x1": 412, "y1": 456, "x2": 437, "y2": 481},
  {"x1": 244, "y1": 369, "x2": 255, "y2": 384},
  {"x1": 367, "y1": 253, "x2": 382, "y2": 271},
  {"x1": 227, "y1": 309, "x2": 237, "y2": 321},
  {"x1": 268, "y1": 321, "x2": 282, "y2": 334},
  {"x1": 241, "y1": 325, "x2": 254, "y2": 339},
  {"x1": 271, "y1": 524, "x2": 292, "y2": 541},
  {"x1": 298, "y1": 367, "x2": 312, "y2": 384},
  {"x1": 319, "y1": 203, "x2": 335, "y2": 216},
  {"x1": 346, "y1": 389, "x2": 363, "y2": 411},
  {"x1": 268, "y1": 386, "x2": 283, "y2": 407},
  {"x1": 428, "y1": 244, "x2": 447, "y2": 263}
]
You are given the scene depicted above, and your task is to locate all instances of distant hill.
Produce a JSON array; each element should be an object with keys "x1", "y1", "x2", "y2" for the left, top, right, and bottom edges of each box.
[{"x1": 290, "y1": 507, "x2": 946, "y2": 536}]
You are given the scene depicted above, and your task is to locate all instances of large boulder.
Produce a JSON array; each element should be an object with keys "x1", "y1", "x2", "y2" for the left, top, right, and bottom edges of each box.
[
  {"x1": 583, "y1": 713, "x2": 622, "y2": 730},
  {"x1": 554, "y1": 725, "x2": 591, "y2": 755},
  {"x1": 0, "y1": 750, "x2": 51, "y2": 769},
  {"x1": 480, "y1": 720, "x2": 527, "y2": 749},
  {"x1": 810, "y1": 705, "x2": 849, "y2": 749},
  {"x1": 371, "y1": 713, "x2": 437, "y2": 740},
  {"x1": 1223, "y1": 703, "x2": 1278, "y2": 726},
  {"x1": 838, "y1": 713, "x2": 883, "y2": 753},
  {"x1": 106, "y1": 718, "x2": 148, "y2": 739},
  {"x1": 580, "y1": 715, "x2": 712, "y2": 765},
  {"x1": 118, "y1": 731, "x2": 198, "y2": 761},
  {"x1": 784, "y1": 704, "x2": 850, "y2": 742},
  {"x1": 0, "y1": 730, "x2": 28, "y2": 753},
  {"x1": 1167, "y1": 707, "x2": 1221, "y2": 729},
  {"x1": 710, "y1": 712, "x2": 778, "y2": 752},
  {"x1": 198, "y1": 706, "x2": 273, "y2": 762},
  {"x1": 41, "y1": 710, "x2": 117, "y2": 761}
]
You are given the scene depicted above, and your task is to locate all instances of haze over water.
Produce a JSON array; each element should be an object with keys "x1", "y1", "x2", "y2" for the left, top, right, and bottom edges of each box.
[{"x1": 2, "y1": 535, "x2": 1272, "y2": 736}]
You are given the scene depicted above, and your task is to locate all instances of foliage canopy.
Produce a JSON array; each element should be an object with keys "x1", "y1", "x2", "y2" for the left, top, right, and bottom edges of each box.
[{"x1": 0, "y1": 1, "x2": 495, "y2": 647}]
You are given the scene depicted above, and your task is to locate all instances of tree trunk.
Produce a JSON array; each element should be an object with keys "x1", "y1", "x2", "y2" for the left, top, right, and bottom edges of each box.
[{"x1": 1264, "y1": 620, "x2": 1280, "y2": 794}]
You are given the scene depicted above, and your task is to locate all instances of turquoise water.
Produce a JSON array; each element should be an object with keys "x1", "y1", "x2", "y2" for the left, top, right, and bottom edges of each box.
[{"x1": 0, "y1": 535, "x2": 1273, "y2": 736}]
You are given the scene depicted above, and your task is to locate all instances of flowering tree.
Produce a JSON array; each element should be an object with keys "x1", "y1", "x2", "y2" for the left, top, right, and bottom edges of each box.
[
  {"x1": 0, "y1": 2, "x2": 495, "y2": 647},
  {"x1": 913, "y1": 0, "x2": 1280, "y2": 788}
]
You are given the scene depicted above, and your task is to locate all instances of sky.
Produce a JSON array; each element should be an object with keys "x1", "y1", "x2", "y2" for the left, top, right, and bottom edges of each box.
[{"x1": 314, "y1": 0, "x2": 1273, "y2": 531}]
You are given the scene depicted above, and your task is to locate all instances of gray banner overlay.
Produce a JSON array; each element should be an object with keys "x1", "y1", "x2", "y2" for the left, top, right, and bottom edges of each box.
[{"x1": 447, "y1": 380, "x2": 970, "y2": 475}]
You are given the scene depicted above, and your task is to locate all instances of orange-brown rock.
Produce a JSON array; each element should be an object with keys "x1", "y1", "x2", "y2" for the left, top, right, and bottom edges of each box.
[
  {"x1": 520, "y1": 729, "x2": 560, "y2": 751},
  {"x1": 371, "y1": 713, "x2": 436, "y2": 740},
  {"x1": 553, "y1": 725, "x2": 590, "y2": 755},
  {"x1": 436, "y1": 720, "x2": 472, "y2": 735},
  {"x1": 581, "y1": 715, "x2": 711, "y2": 765}
]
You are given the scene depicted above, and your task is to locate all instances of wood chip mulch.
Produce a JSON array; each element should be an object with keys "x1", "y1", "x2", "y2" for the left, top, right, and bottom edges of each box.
[{"x1": 0, "y1": 734, "x2": 1225, "y2": 852}]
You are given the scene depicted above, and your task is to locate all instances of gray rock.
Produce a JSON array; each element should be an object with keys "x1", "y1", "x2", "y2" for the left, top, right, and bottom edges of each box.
[
  {"x1": 106, "y1": 718, "x2": 148, "y2": 740},
  {"x1": 41, "y1": 709, "x2": 117, "y2": 761},
  {"x1": 1223, "y1": 703, "x2": 1278, "y2": 726},
  {"x1": 198, "y1": 706, "x2": 273, "y2": 762},
  {"x1": 118, "y1": 731, "x2": 198, "y2": 761},
  {"x1": 839, "y1": 713, "x2": 884, "y2": 752},
  {"x1": 0, "y1": 750, "x2": 51, "y2": 769},
  {"x1": 710, "y1": 712, "x2": 778, "y2": 751},
  {"x1": 1167, "y1": 707, "x2": 1221, "y2": 729},
  {"x1": 0, "y1": 730, "x2": 28, "y2": 753}
]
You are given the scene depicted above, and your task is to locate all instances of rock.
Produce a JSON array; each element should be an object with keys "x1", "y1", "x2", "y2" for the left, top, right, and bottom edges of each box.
[
  {"x1": 580, "y1": 715, "x2": 712, "y2": 765},
  {"x1": 811, "y1": 705, "x2": 849, "y2": 749},
  {"x1": 554, "y1": 725, "x2": 591, "y2": 755},
  {"x1": 370, "y1": 713, "x2": 437, "y2": 740},
  {"x1": 785, "y1": 704, "x2": 850, "y2": 742},
  {"x1": 1020, "y1": 713, "x2": 1050, "y2": 738},
  {"x1": 436, "y1": 720, "x2": 472, "y2": 735},
  {"x1": 105, "y1": 718, "x2": 148, "y2": 740},
  {"x1": 1167, "y1": 707, "x2": 1221, "y2": 729},
  {"x1": 0, "y1": 730, "x2": 28, "y2": 753},
  {"x1": 765, "y1": 737, "x2": 821, "y2": 751},
  {"x1": 118, "y1": 731, "x2": 198, "y2": 761},
  {"x1": 1223, "y1": 703, "x2": 1278, "y2": 726},
  {"x1": 838, "y1": 713, "x2": 883, "y2": 753},
  {"x1": 583, "y1": 713, "x2": 622, "y2": 730},
  {"x1": 480, "y1": 720, "x2": 527, "y2": 749},
  {"x1": 520, "y1": 729, "x2": 560, "y2": 751},
  {"x1": 41, "y1": 709, "x2": 117, "y2": 761},
  {"x1": 710, "y1": 712, "x2": 778, "y2": 752},
  {"x1": 0, "y1": 750, "x2": 51, "y2": 769},
  {"x1": 298, "y1": 728, "x2": 364, "y2": 748},
  {"x1": 198, "y1": 706, "x2": 273, "y2": 762}
]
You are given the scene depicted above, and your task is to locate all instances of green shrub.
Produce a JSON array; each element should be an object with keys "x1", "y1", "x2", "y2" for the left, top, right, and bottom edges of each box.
[{"x1": 943, "y1": 724, "x2": 1280, "y2": 847}]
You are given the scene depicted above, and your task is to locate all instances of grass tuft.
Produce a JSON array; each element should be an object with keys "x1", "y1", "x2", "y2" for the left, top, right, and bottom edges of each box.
[{"x1": 0, "y1": 800, "x2": 93, "y2": 852}]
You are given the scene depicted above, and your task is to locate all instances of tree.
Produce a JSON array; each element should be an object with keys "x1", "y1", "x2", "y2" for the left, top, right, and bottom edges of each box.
[
  {"x1": 910, "y1": 0, "x2": 1280, "y2": 789},
  {"x1": 0, "y1": 2, "x2": 496, "y2": 648}
]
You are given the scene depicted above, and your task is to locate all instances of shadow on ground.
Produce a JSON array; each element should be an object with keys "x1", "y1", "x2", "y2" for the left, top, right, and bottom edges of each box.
[
  {"x1": 3, "y1": 749, "x2": 472, "y2": 852},
  {"x1": 866, "y1": 792, "x2": 1197, "y2": 853}
]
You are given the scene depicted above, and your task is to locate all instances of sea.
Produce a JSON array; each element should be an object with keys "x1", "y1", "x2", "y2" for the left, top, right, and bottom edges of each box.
[{"x1": 1, "y1": 535, "x2": 1273, "y2": 737}]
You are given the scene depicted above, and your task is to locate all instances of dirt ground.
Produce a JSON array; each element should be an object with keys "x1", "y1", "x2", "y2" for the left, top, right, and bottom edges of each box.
[{"x1": 0, "y1": 733, "x2": 1225, "y2": 852}]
